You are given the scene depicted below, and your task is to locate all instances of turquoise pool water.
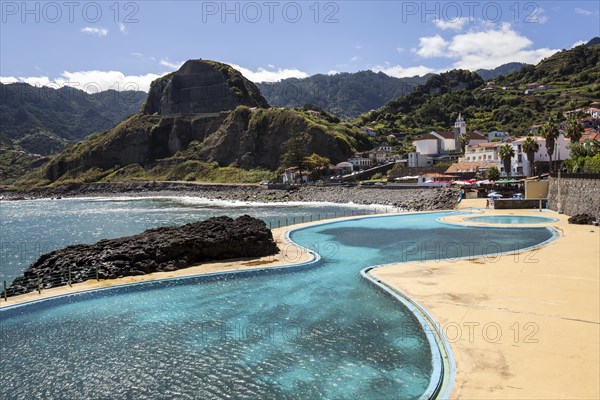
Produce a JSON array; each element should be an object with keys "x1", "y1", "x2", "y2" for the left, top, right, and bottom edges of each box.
[
  {"x1": 464, "y1": 215, "x2": 557, "y2": 224},
  {"x1": 0, "y1": 211, "x2": 554, "y2": 399}
]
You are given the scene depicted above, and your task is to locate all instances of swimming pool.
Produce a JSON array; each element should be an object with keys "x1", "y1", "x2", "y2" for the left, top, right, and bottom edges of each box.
[
  {"x1": 464, "y1": 215, "x2": 557, "y2": 224},
  {"x1": 0, "y1": 212, "x2": 554, "y2": 399}
]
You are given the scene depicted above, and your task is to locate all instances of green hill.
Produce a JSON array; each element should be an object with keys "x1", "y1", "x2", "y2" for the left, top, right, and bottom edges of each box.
[
  {"x1": 14, "y1": 61, "x2": 369, "y2": 188},
  {"x1": 0, "y1": 83, "x2": 147, "y2": 144},
  {"x1": 358, "y1": 41, "x2": 600, "y2": 135},
  {"x1": 257, "y1": 71, "x2": 429, "y2": 119}
]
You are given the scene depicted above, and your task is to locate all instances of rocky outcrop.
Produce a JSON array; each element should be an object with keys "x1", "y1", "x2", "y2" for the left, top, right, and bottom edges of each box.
[
  {"x1": 24, "y1": 60, "x2": 366, "y2": 184},
  {"x1": 198, "y1": 107, "x2": 353, "y2": 169},
  {"x1": 568, "y1": 214, "x2": 597, "y2": 225},
  {"x1": 7, "y1": 215, "x2": 279, "y2": 296},
  {"x1": 44, "y1": 113, "x2": 229, "y2": 181},
  {"x1": 143, "y1": 60, "x2": 269, "y2": 115}
]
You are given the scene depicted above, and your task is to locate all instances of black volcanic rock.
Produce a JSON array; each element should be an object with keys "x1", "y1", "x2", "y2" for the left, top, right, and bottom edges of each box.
[
  {"x1": 7, "y1": 215, "x2": 279, "y2": 296},
  {"x1": 568, "y1": 213, "x2": 596, "y2": 225},
  {"x1": 143, "y1": 60, "x2": 269, "y2": 115}
]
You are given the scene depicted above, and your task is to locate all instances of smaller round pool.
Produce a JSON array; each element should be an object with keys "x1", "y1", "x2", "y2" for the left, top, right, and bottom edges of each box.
[{"x1": 465, "y1": 215, "x2": 557, "y2": 224}]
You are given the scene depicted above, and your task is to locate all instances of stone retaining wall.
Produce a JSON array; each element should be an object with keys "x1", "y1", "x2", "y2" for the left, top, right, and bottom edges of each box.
[{"x1": 548, "y1": 175, "x2": 600, "y2": 218}]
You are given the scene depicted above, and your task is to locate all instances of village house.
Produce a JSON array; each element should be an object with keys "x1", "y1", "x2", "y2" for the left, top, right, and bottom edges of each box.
[
  {"x1": 578, "y1": 117, "x2": 600, "y2": 130},
  {"x1": 335, "y1": 162, "x2": 354, "y2": 175},
  {"x1": 488, "y1": 131, "x2": 510, "y2": 141},
  {"x1": 348, "y1": 153, "x2": 373, "y2": 169},
  {"x1": 362, "y1": 127, "x2": 377, "y2": 137},
  {"x1": 376, "y1": 145, "x2": 393, "y2": 153},
  {"x1": 408, "y1": 114, "x2": 487, "y2": 167},
  {"x1": 524, "y1": 83, "x2": 552, "y2": 95},
  {"x1": 511, "y1": 133, "x2": 571, "y2": 176}
]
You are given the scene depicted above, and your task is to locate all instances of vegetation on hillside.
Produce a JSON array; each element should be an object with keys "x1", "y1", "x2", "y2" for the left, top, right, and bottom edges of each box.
[
  {"x1": 257, "y1": 71, "x2": 429, "y2": 119},
  {"x1": 0, "y1": 135, "x2": 48, "y2": 184},
  {"x1": 0, "y1": 83, "x2": 146, "y2": 143},
  {"x1": 357, "y1": 42, "x2": 600, "y2": 136}
]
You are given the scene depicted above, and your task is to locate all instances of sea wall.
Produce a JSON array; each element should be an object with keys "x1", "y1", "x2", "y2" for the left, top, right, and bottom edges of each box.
[
  {"x1": 0, "y1": 182, "x2": 458, "y2": 211},
  {"x1": 547, "y1": 174, "x2": 600, "y2": 218}
]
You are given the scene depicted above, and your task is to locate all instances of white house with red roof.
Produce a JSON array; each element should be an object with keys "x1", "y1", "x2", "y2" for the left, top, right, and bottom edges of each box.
[{"x1": 409, "y1": 114, "x2": 487, "y2": 166}]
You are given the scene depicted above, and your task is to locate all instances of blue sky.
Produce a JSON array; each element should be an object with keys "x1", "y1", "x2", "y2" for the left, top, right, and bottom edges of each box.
[{"x1": 1, "y1": 1, "x2": 599, "y2": 92}]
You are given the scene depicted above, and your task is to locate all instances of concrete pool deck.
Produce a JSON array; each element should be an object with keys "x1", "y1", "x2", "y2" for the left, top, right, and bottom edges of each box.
[{"x1": 372, "y1": 200, "x2": 600, "y2": 399}]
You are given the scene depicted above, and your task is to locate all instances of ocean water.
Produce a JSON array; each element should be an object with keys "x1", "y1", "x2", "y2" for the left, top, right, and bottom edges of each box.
[
  {"x1": 0, "y1": 196, "x2": 390, "y2": 285},
  {"x1": 0, "y1": 205, "x2": 554, "y2": 399}
]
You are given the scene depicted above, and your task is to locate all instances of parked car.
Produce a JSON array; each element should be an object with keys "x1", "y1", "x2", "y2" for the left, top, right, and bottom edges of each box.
[
  {"x1": 374, "y1": 182, "x2": 385, "y2": 186},
  {"x1": 260, "y1": 180, "x2": 270, "y2": 186},
  {"x1": 512, "y1": 193, "x2": 524, "y2": 199}
]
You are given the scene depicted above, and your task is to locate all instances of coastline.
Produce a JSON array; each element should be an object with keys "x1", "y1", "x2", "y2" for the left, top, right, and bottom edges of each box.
[{"x1": 0, "y1": 181, "x2": 457, "y2": 211}]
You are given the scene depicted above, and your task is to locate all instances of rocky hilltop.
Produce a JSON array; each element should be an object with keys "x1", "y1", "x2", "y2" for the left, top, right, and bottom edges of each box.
[
  {"x1": 143, "y1": 60, "x2": 268, "y2": 115},
  {"x1": 7, "y1": 215, "x2": 279, "y2": 296},
  {"x1": 20, "y1": 60, "x2": 368, "y2": 187}
]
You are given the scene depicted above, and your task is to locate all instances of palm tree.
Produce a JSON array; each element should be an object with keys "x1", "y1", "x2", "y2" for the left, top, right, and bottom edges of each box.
[
  {"x1": 521, "y1": 135, "x2": 540, "y2": 177},
  {"x1": 458, "y1": 131, "x2": 470, "y2": 153},
  {"x1": 565, "y1": 118, "x2": 584, "y2": 144},
  {"x1": 539, "y1": 120, "x2": 559, "y2": 172},
  {"x1": 499, "y1": 143, "x2": 515, "y2": 177}
]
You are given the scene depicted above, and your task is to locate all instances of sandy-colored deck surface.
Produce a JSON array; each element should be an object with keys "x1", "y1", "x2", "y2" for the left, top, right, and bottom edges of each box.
[{"x1": 373, "y1": 199, "x2": 600, "y2": 399}]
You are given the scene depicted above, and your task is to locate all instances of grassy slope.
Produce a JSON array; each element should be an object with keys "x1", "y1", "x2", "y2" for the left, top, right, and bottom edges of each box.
[
  {"x1": 357, "y1": 43, "x2": 600, "y2": 136},
  {"x1": 12, "y1": 107, "x2": 369, "y2": 188}
]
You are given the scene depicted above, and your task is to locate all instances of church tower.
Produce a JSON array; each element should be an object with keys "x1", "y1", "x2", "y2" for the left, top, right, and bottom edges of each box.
[{"x1": 454, "y1": 113, "x2": 467, "y2": 150}]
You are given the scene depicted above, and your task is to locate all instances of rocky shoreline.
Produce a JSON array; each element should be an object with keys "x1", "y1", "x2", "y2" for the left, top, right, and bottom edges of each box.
[
  {"x1": 7, "y1": 215, "x2": 279, "y2": 296},
  {"x1": 0, "y1": 182, "x2": 458, "y2": 211}
]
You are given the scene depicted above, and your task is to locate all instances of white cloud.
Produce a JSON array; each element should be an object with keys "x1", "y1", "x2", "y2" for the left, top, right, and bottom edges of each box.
[
  {"x1": 434, "y1": 17, "x2": 469, "y2": 31},
  {"x1": 267, "y1": 64, "x2": 275, "y2": 69},
  {"x1": 415, "y1": 23, "x2": 560, "y2": 70},
  {"x1": 227, "y1": 63, "x2": 308, "y2": 82},
  {"x1": 0, "y1": 76, "x2": 19, "y2": 84},
  {"x1": 534, "y1": 7, "x2": 549, "y2": 24},
  {"x1": 575, "y1": 8, "x2": 592, "y2": 16},
  {"x1": 416, "y1": 35, "x2": 448, "y2": 57},
  {"x1": 119, "y1": 23, "x2": 126, "y2": 33},
  {"x1": 327, "y1": 70, "x2": 339, "y2": 75},
  {"x1": 81, "y1": 27, "x2": 108, "y2": 37},
  {"x1": 571, "y1": 40, "x2": 586, "y2": 48},
  {"x1": 131, "y1": 52, "x2": 144, "y2": 57},
  {"x1": 2, "y1": 71, "x2": 166, "y2": 93},
  {"x1": 371, "y1": 65, "x2": 436, "y2": 78},
  {"x1": 159, "y1": 59, "x2": 184, "y2": 69},
  {"x1": 396, "y1": 47, "x2": 405, "y2": 54},
  {"x1": 351, "y1": 56, "x2": 360, "y2": 62}
]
